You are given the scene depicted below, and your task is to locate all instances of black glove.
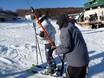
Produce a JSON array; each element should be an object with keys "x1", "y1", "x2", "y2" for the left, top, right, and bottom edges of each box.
[
  {"x1": 51, "y1": 46, "x2": 56, "y2": 51},
  {"x1": 39, "y1": 31, "x2": 45, "y2": 38},
  {"x1": 51, "y1": 42, "x2": 56, "y2": 51}
]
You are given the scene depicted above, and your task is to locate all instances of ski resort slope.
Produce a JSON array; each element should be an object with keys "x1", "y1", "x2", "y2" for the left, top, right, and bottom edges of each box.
[{"x1": 0, "y1": 20, "x2": 104, "y2": 78}]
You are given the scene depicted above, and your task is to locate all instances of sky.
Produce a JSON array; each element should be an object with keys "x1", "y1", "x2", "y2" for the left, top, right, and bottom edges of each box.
[{"x1": 0, "y1": 0, "x2": 88, "y2": 11}]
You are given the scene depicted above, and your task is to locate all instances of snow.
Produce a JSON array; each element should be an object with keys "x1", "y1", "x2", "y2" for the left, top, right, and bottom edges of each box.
[{"x1": 0, "y1": 19, "x2": 104, "y2": 78}]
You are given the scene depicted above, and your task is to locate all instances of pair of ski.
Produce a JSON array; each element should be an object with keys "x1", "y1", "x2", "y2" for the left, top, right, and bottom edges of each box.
[{"x1": 27, "y1": 64, "x2": 64, "y2": 77}]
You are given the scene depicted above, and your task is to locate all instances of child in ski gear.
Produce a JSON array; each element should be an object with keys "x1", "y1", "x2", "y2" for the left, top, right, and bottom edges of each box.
[
  {"x1": 56, "y1": 14, "x2": 89, "y2": 78},
  {"x1": 36, "y1": 14, "x2": 57, "y2": 75}
]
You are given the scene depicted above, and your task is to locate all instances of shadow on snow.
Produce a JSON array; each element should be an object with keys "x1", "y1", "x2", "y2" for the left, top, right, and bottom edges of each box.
[
  {"x1": 88, "y1": 51, "x2": 104, "y2": 78},
  {"x1": 1, "y1": 56, "x2": 66, "y2": 78}
]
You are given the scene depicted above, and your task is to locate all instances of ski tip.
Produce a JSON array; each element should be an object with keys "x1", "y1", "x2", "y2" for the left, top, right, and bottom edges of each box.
[{"x1": 27, "y1": 69, "x2": 38, "y2": 74}]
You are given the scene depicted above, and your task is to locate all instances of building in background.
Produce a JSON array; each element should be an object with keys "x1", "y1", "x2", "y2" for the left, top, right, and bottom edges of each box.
[{"x1": 78, "y1": 0, "x2": 104, "y2": 28}]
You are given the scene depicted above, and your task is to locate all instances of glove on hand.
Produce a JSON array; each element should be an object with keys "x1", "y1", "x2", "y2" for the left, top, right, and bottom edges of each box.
[
  {"x1": 39, "y1": 31, "x2": 45, "y2": 38},
  {"x1": 51, "y1": 42, "x2": 56, "y2": 51},
  {"x1": 51, "y1": 45, "x2": 56, "y2": 51}
]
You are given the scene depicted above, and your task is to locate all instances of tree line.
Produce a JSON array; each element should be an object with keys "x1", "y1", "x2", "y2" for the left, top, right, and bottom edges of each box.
[{"x1": 16, "y1": 7, "x2": 83, "y2": 19}]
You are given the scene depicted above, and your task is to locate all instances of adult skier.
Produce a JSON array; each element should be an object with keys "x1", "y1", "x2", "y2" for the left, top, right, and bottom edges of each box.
[{"x1": 55, "y1": 14, "x2": 89, "y2": 78}]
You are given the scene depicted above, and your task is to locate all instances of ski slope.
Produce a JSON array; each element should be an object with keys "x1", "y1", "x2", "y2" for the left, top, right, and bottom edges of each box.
[{"x1": 0, "y1": 20, "x2": 104, "y2": 78}]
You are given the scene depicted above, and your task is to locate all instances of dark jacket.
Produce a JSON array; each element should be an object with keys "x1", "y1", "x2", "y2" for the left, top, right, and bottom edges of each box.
[{"x1": 56, "y1": 22, "x2": 89, "y2": 67}]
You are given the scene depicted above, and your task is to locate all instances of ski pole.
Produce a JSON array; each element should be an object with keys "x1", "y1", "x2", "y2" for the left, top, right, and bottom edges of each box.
[
  {"x1": 33, "y1": 22, "x2": 43, "y2": 64},
  {"x1": 33, "y1": 22, "x2": 39, "y2": 65}
]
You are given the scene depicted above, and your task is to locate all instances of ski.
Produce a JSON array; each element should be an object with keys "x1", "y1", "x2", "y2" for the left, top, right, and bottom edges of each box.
[{"x1": 27, "y1": 64, "x2": 46, "y2": 74}]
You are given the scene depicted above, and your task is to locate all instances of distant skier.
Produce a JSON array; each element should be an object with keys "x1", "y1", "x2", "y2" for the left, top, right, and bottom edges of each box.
[
  {"x1": 35, "y1": 13, "x2": 57, "y2": 75},
  {"x1": 55, "y1": 14, "x2": 89, "y2": 78}
]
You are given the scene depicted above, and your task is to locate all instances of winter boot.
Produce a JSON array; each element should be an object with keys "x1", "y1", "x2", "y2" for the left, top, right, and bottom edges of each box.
[{"x1": 41, "y1": 66, "x2": 55, "y2": 75}]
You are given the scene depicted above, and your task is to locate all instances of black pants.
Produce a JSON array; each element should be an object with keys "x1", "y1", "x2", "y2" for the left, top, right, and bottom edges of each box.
[
  {"x1": 45, "y1": 44, "x2": 56, "y2": 70},
  {"x1": 66, "y1": 65, "x2": 88, "y2": 78}
]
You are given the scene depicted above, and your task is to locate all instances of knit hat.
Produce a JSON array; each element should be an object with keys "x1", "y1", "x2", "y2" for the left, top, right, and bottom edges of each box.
[{"x1": 57, "y1": 14, "x2": 69, "y2": 29}]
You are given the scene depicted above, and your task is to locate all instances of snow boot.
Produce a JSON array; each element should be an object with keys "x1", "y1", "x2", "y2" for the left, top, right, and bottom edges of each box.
[{"x1": 42, "y1": 68, "x2": 55, "y2": 75}]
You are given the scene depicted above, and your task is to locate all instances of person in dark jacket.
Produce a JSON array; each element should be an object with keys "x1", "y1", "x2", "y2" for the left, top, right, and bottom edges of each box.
[{"x1": 56, "y1": 14, "x2": 89, "y2": 78}]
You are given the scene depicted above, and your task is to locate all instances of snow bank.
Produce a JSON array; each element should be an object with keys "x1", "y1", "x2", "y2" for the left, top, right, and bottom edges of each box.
[{"x1": 0, "y1": 20, "x2": 104, "y2": 78}]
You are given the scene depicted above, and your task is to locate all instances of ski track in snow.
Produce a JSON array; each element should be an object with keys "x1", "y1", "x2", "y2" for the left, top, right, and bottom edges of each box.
[
  {"x1": 0, "y1": 21, "x2": 104, "y2": 78},
  {"x1": 0, "y1": 57, "x2": 13, "y2": 65}
]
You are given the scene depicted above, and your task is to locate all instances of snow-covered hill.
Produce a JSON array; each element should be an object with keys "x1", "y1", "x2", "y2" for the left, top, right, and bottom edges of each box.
[{"x1": 0, "y1": 20, "x2": 104, "y2": 78}]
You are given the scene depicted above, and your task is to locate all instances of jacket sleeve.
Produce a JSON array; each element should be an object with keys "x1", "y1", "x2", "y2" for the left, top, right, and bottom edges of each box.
[
  {"x1": 39, "y1": 19, "x2": 48, "y2": 31},
  {"x1": 56, "y1": 27, "x2": 73, "y2": 55},
  {"x1": 56, "y1": 45, "x2": 71, "y2": 55}
]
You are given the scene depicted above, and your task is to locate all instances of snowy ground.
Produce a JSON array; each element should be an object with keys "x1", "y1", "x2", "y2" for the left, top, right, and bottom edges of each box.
[{"x1": 0, "y1": 20, "x2": 104, "y2": 78}]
